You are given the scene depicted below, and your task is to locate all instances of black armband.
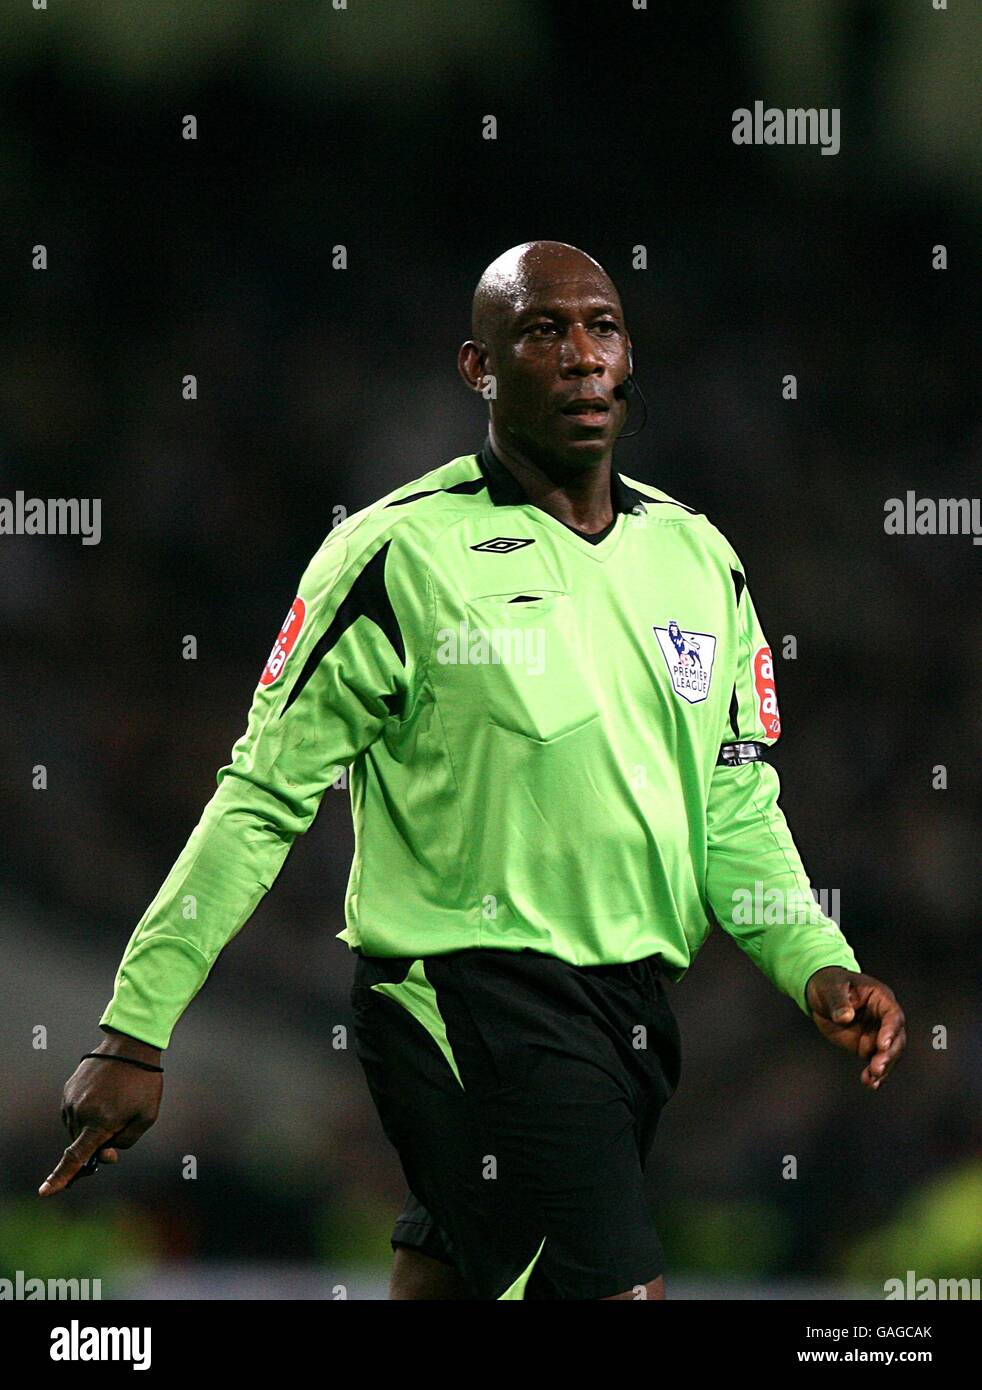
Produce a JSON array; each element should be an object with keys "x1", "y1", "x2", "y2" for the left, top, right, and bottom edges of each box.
[{"x1": 716, "y1": 740, "x2": 769, "y2": 767}]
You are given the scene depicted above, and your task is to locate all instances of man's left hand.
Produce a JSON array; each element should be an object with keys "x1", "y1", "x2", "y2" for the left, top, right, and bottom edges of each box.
[{"x1": 805, "y1": 967, "x2": 906, "y2": 1090}]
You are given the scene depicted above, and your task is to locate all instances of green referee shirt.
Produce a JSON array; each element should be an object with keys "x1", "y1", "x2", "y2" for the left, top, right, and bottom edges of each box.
[{"x1": 100, "y1": 439, "x2": 860, "y2": 1048}]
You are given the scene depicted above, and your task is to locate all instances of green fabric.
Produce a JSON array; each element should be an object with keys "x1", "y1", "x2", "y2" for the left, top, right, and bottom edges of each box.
[
  {"x1": 498, "y1": 1237, "x2": 547, "y2": 1300},
  {"x1": 370, "y1": 960, "x2": 463, "y2": 1088},
  {"x1": 100, "y1": 451, "x2": 860, "y2": 1049}
]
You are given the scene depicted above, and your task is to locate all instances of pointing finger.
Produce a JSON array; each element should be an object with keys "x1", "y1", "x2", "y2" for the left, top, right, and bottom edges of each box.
[{"x1": 38, "y1": 1125, "x2": 114, "y2": 1197}]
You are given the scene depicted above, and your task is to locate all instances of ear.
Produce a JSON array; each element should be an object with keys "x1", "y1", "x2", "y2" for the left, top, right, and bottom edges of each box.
[{"x1": 458, "y1": 339, "x2": 489, "y2": 393}]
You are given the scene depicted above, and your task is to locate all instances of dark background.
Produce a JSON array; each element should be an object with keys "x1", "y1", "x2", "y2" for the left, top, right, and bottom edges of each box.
[{"x1": 1, "y1": 0, "x2": 978, "y2": 1295}]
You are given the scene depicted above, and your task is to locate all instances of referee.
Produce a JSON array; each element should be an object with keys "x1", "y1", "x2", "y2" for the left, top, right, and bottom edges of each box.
[{"x1": 40, "y1": 241, "x2": 906, "y2": 1300}]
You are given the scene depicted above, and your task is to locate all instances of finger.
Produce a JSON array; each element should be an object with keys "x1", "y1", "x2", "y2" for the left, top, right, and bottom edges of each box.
[
  {"x1": 822, "y1": 981, "x2": 856, "y2": 1024},
  {"x1": 868, "y1": 1006, "x2": 906, "y2": 1066},
  {"x1": 862, "y1": 1048, "x2": 886, "y2": 1084},
  {"x1": 874, "y1": 1005, "x2": 905, "y2": 1053},
  {"x1": 828, "y1": 984, "x2": 873, "y2": 1028},
  {"x1": 38, "y1": 1125, "x2": 113, "y2": 1197},
  {"x1": 871, "y1": 1025, "x2": 907, "y2": 1084},
  {"x1": 97, "y1": 1148, "x2": 120, "y2": 1163},
  {"x1": 863, "y1": 1025, "x2": 907, "y2": 1087}
]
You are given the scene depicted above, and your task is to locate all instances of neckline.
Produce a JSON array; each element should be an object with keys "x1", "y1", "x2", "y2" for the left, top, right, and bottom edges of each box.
[
  {"x1": 489, "y1": 492, "x2": 629, "y2": 562},
  {"x1": 475, "y1": 438, "x2": 637, "y2": 562}
]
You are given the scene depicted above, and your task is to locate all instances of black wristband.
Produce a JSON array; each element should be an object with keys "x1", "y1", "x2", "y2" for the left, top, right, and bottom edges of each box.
[{"x1": 80, "y1": 1052, "x2": 163, "y2": 1073}]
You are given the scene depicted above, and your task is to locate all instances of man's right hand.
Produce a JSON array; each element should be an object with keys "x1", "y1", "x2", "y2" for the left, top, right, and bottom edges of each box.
[{"x1": 38, "y1": 1028, "x2": 163, "y2": 1197}]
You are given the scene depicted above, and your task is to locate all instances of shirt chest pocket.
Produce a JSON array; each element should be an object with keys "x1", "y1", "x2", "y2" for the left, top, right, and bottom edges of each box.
[{"x1": 459, "y1": 589, "x2": 600, "y2": 743}]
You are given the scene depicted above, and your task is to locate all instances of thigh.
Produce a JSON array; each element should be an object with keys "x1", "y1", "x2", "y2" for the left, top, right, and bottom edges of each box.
[
  {"x1": 351, "y1": 951, "x2": 538, "y2": 1297},
  {"x1": 633, "y1": 966, "x2": 683, "y2": 1169},
  {"x1": 390, "y1": 1188, "x2": 459, "y2": 1268},
  {"x1": 351, "y1": 949, "x2": 670, "y2": 1300}
]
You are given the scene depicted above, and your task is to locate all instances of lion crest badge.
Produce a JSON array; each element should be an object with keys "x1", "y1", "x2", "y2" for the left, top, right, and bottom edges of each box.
[{"x1": 653, "y1": 620, "x2": 717, "y2": 703}]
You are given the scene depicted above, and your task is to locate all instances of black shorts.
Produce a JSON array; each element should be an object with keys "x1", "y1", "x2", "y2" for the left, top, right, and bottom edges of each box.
[{"x1": 350, "y1": 946, "x2": 682, "y2": 1300}]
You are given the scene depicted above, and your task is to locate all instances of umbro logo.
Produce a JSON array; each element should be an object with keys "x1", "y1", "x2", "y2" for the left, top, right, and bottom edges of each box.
[{"x1": 469, "y1": 536, "x2": 536, "y2": 553}]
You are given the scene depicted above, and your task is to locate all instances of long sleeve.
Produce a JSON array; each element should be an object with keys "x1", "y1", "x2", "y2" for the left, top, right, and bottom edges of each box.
[
  {"x1": 704, "y1": 567, "x2": 861, "y2": 1015},
  {"x1": 99, "y1": 531, "x2": 409, "y2": 1048}
]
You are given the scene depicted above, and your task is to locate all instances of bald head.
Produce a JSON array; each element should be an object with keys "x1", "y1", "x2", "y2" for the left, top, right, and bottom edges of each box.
[
  {"x1": 471, "y1": 241, "x2": 619, "y2": 346},
  {"x1": 459, "y1": 240, "x2": 632, "y2": 473}
]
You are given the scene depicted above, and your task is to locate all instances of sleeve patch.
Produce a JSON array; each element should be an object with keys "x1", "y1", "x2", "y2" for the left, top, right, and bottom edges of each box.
[
  {"x1": 753, "y1": 644, "x2": 781, "y2": 739},
  {"x1": 259, "y1": 596, "x2": 307, "y2": 687}
]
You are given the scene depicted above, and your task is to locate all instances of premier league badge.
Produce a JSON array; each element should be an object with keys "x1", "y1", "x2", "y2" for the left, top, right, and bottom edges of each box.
[{"x1": 653, "y1": 620, "x2": 717, "y2": 703}]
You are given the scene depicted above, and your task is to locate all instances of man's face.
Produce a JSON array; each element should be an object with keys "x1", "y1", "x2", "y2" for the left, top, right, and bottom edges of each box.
[{"x1": 481, "y1": 263, "x2": 631, "y2": 472}]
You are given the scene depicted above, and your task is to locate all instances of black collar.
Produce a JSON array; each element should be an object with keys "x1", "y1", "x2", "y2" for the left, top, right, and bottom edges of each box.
[{"x1": 477, "y1": 436, "x2": 643, "y2": 515}]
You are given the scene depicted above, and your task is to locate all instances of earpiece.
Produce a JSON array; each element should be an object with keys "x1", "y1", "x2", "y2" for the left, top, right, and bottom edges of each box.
[
  {"x1": 615, "y1": 343, "x2": 648, "y2": 437},
  {"x1": 614, "y1": 345, "x2": 636, "y2": 399}
]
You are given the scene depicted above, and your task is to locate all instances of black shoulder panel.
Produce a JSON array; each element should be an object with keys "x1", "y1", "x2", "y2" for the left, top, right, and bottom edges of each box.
[
  {"x1": 280, "y1": 540, "x2": 405, "y2": 716},
  {"x1": 725, "y1": 571, "x2": 747, "y2": 737},
  {"x1": 641, "y1": 495, "x2": 699, "y2": 515},
  {"x1": 385, "y1": 476, "x2": 486, "y2": 507}
]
